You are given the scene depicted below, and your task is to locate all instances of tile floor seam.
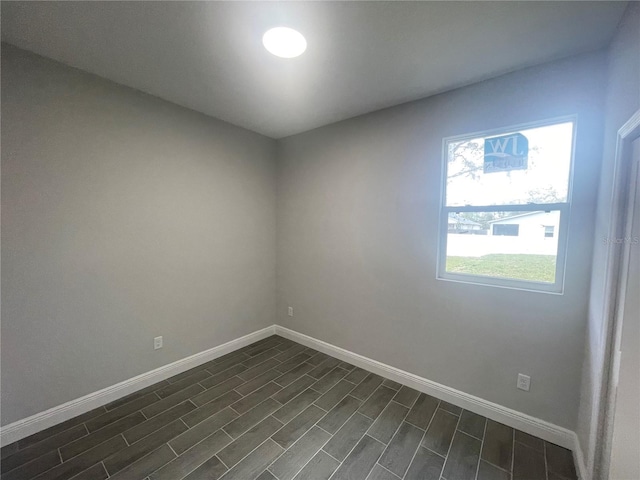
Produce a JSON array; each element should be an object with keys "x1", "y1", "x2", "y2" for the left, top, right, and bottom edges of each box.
[
  {"x1": 511, "y1": 427, "x2": 516, "y2": 477},
  {"x1": 473, "y1": 413, "x2": 489, "y2": 480},
  {"x1": 400, "y1": 408, "x2": 430, "y2": 480},
  {"x1": 264, "y1": 418, "x2": 333, "y2": 480},
  {"x1": 439, "y1": 402, "x2": 464, "y2": 480},
  {"x1": 377, "y1": 462, "x2": 402, "y2": 479},
  {"x1": 320, "y1": 377, "x2": 390, "y2": 480},
  {"x1": 544, "y1": 439, "x2": 550, "y2": 480}
]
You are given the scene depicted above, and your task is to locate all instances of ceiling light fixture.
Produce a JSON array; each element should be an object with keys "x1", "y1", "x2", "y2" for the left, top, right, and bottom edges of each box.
[{"x1": 262, "y1": 27, "x2": 307, "y2": 58}]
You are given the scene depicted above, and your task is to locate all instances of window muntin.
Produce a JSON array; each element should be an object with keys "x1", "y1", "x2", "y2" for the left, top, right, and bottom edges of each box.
[{"x1": 438, "y1": 117, "x2": 575, "y2": 292}]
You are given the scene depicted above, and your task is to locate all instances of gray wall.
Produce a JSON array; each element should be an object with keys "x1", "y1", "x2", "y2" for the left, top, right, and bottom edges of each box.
[
  {"x1": 276, "y1": 53, "x2": 606, "y2": 429},
  {"x1": 1, "y1": 45, "x2": 277, "y2": 425},
  {"x1": 577, "y1": 4, "x2": 640, "y2": 477}
]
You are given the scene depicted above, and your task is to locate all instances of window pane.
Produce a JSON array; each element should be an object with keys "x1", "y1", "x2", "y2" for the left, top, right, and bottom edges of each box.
[
  {"x1": 445, "y1": 210, "x2": 560, "y2": 283},
  {"x1": 446, "y1": 121, "x2": 574, "y2": 207}
]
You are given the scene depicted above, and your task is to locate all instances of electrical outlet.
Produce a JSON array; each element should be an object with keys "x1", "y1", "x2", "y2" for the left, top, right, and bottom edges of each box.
[
  {"x1": 154, "y1": 336, "x2": 163, "y2": 350},
  {"x1": 288, "y1": 306, "x2": 294, "y2": 317},
  {"x1": 517, "y1": 373, "x2": 531, "y2": 391}
]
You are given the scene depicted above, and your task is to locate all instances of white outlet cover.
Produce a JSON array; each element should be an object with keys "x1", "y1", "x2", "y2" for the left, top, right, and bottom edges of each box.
[
  {"x1": 154, "y1": 336, "x2": 163, "y2": 350},
  {"x1": 288, "y1": 306, "x2": 294, "y2": 316},
  {"x1": 517, "y1": 373, "x2": 531, "y2": 391}
]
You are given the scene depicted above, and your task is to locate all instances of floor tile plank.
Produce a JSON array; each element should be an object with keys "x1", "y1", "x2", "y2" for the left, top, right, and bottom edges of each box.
[
  {"x1": 458, "y1": 410, "x2": 486, "y2": 440},
  {"x1": 311, "y1": 367, "x2": 349, "y2": 393},
  {"x1": 33, "y1": 435, "x2": 127, "y2": 480},
  {"x1": 67, "y1": 463, "x2": 109, "y2": 480},
  {"x1": 268, "y1": 426, "x2": 330, "y2": 480},
  {"x1": 88, "y1": 394, "x2": 159, "y2": 432},
  {"x1": 237, "y1": 358, "x2": 281, "y2": 382},
  {"x1": 477, "y1": 460, "x2": 511, "y2": 480},
  {"x1": 323, "y1": 413, "x2": 373, "y2": 462},
  {"x1": 218, "y1": 416, "x2": 283, "y2": 468},
  {"x1": 368, "y1": 401, "x2": 409, "y2": 444},
  {"x1": 378, "y1": 422, "x2": 424, "y2": 477},
  {"x1": 273, "y1": 388, "x2": 321, "y2": 424},
  {"x1": 513, "y1": 441, "x2": 545, "y2": 480},
  {"x1": 184, "y1": 455, "x2": 228, "y2": 480},
  {"x1": 421, "y1": 409, "x2": 458, "y2": 457},
  {"x1": 273, "y1": 375, "x2": 316, "y2": 405},
  {"x1": 190, "y1": 376, "x2": 245, "y2": 407},
  {"x1": 272, "y1": 405, "x2": 326, "y2": 449},
  {"x1": 393, "y1": 386, "x2": 420, "y2": 408},
  {"x1": 201, "y1": 364, "x2": 248, "y2": 389},
  {"x1": 151, "y1": 430, "x2": 232, "y2": 480},
  {"x1": 367, "y1": 464, "x2": 401, "y2": 480},
  {"x1": 223, "y1": 398, "x2": 281, "y2": 439},
  {"x1": 307, "y1": 358, "x2": 341, "y2": 379},
  {"x1": 314, "y1": 380, "x2": 356, "y2": 411},
  {"x1": 1, "y1": 424, "x2": 87, "y2": 473},
  {"x1": 358, "y1": 386, "x2": 396, "y2": 420},
  {"x1": 439, "y1": 402, "x2": 462, "y2": 416},
  {"x1": 170, "y1": 408, "x2": 238, "y2": 455},
  {"x1": 235, "y1": 369, "x2": 281, "y2": 396},
  {"x1": 316, "y1": 395, "x2": 362, "y2": 434},
  {"x1": 350, "y1": 373, "x2": 385, "y2": 400},
  {"x1": 123, "y1": 401, "x2": 196, "y2": 444},
  {"x1": 514, "y1": 430, "x2": 544, "y2": 453},
  {"x1": 405, "y1": 446, "x2": 445, "y2": 480},
  {"x1": 442, "y1": 431, "x2": 481, "y2": 480},
  {"x1": 405, "y1": 393, "x2": 439, "y2": 430},
  {"x1": 274, "y1": 362, "x2": 315, "y2": 387},
  {"x1": 141, "y1": 384, "x2": 204, "y2": 419},
  {"x1": 108, "y1": 444, "x2": 175, "y2": 480},
  {"x1": 182, "y1": 391, "x2": 242, "y2": 428},
  {"x1": 103, "y1": 421, "x2": 188, "y2": 476},
  {"x1": 344, "y1": 367, "x2": 370, "y2": 385},
  {"x1": 61, "y1": 412, "x2": 146, "y2": 461},
  {"x1": 156, "y1": 370, "x2": 211, "y2": 399},
  {"x1": 545, "y1": 442, "x2": 577, "y2": 480},
  {"x1": 230, "y1": 382, "x2": 282, "y2": 414},
  {"x1": 331, "y1": 435, "x2": 385, "y2": 480},
  {"x1": 17, "y1": 407, "x2": 107, "y2": 450},
  {"x1": 2, "y1": 450, "x2": 61, "y2": 480},
  {"x1": 218, "y1": 439, "x2": 283, "y2": 480},
  {"x1": 481, "y1": 420, "x2": 513, "y2": 472},
  {"x1": 292, "y1": 450, "x2": 339, "y2": 480}
]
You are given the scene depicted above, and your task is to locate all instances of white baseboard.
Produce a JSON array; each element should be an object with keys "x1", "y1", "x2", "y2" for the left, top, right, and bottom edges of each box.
[
  {"x1": 1, "y1": 322, "x2": 588, "y2": 479},
  {"x1": 0, "y1": 326, "x2": 276, "y2": 447},
  {"x1": 275, "y1": 325, "x2": 579, "y2": 453}
]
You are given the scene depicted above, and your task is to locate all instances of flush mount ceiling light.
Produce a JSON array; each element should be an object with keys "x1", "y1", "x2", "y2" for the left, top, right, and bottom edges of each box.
[{"x1": 262, "y1": 27, "x2": 307, "y2": 58}]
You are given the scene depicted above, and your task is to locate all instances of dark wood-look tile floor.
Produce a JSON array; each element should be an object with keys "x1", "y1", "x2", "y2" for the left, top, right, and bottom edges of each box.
[{"x1": 0, "y1": 336, "x2": 578, "y2": 480}]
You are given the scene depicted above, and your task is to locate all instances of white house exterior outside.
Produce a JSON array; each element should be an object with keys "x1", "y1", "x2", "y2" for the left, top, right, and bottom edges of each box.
[{"x1": 447, "y1": 211, "x2": 561, "y2": 257}]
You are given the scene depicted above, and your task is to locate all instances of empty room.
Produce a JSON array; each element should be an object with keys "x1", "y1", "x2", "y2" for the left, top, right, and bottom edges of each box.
[{"x1": 1, "y1": 2, "x2": 638, "y2": 480}]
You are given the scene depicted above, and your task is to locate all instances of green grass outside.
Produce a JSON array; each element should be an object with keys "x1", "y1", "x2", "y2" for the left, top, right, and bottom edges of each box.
[{"x1": 446, "y1": 254, "x2": 556, "y2": 283}]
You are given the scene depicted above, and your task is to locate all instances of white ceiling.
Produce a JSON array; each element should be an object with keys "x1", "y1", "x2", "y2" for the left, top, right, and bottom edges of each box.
[{"x1": 1, "y1": 1, "x2": 627, "y2": 139}]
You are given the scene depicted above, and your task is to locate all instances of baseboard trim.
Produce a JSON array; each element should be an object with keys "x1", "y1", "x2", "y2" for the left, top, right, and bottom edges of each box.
[
  {"x1": 275, "y1": 325, "x2": 578, "y2": 453},
  {"x1": 0, "y1": 326, "x2": 276, "y2": 447},
  {"x1": 2, "y1": 323, "x2": 589, "y2": 479}
]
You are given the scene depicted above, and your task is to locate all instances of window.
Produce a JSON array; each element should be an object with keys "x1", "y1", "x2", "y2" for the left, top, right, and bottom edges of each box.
[
  {"x1": 493, "y1": 224, "x2": 519, "y2": 236},
  {"x1": 437, "y1": 117, "x2": 575, "y2": 292}
]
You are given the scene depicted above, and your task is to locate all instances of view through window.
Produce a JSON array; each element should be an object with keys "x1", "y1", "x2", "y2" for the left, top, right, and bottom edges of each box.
[{"x1": 438, "y1": 118, "x2": 575, "y2": 291}]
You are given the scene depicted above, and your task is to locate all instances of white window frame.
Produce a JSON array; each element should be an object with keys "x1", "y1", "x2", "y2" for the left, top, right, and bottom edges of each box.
[{"x1": 436, "y1": 116, "x2": 577, "y2": 294}]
